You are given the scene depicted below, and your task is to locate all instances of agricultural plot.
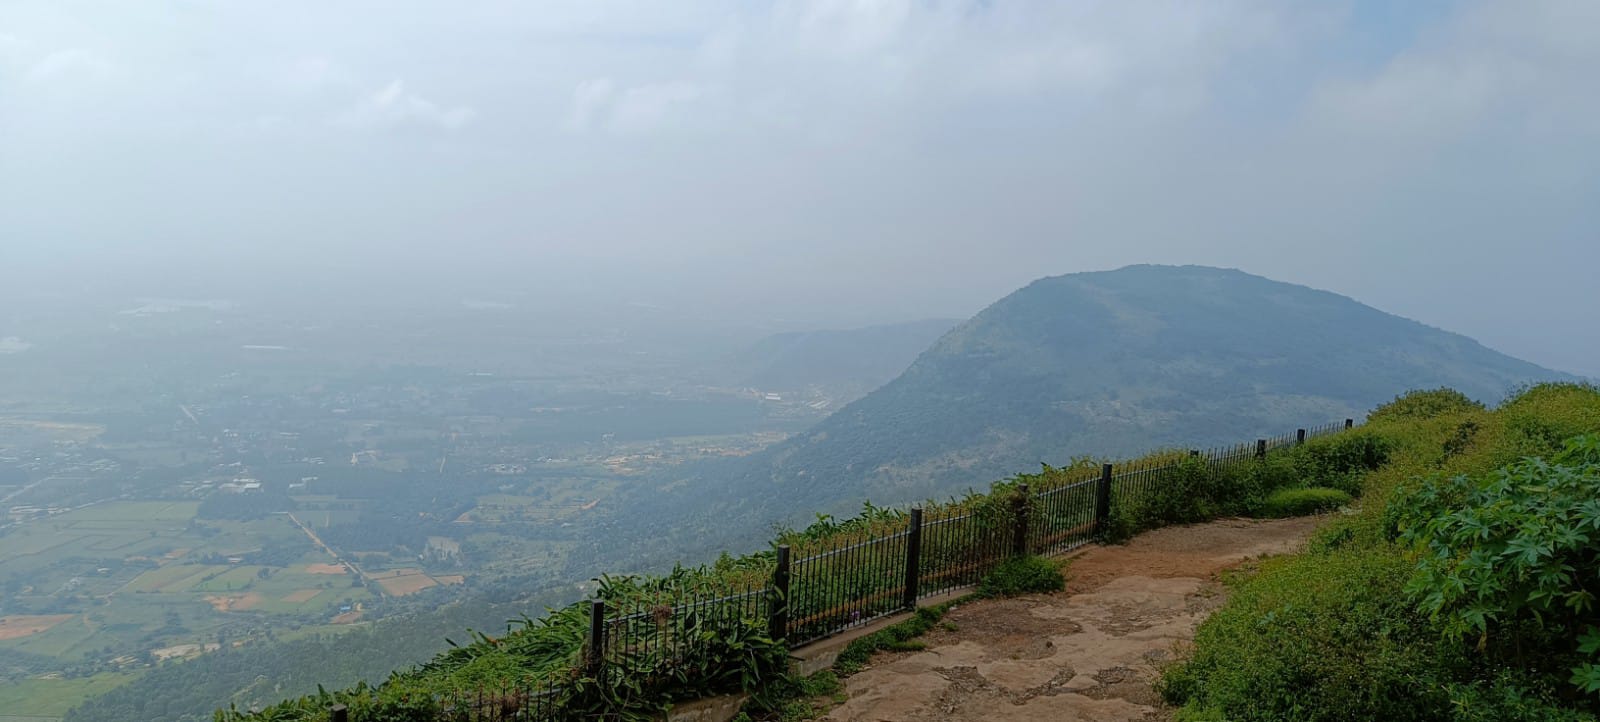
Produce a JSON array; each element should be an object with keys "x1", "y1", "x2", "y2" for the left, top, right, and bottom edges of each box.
[
  {"x1": 0, "y1": 671, "x2": 142, "y2": 719},
  {"x1": 125, "y1": 564, "x2": 222, "y2": 593},
  {"x1": 53, "y1": 501, "x2": 198, "y2": 524},
  {"x1": 280, "y1": 589, "x2": 322, "y2": 604},
  {"x1": 366, "y1": 568, "x2": 465, "y2": 597},
  {"x1": 466, "y1": 481, "x2": 617, "y2": 524},
  {"x1": 0, "y1": 614, "x2": 98, "y2": 659},
  {"x1": 0, "y1": 614, "x2": 73, "y2": 641},
  {"x1": 0, "y1": 499, "x2": 369, "y2": 679},
  {"x1": 190, "y1": 565, "x2": 267, "y2": 593}
]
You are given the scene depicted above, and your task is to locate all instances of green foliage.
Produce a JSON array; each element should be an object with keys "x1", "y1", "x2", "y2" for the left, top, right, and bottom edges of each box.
[
  {"x1": 976, "y1": 555, "x2": 1064, "y2": 598},
  {"x1": 1291, "y1": 431, "x2": 1393, "y2": 494},
  {"x1": 1393, "y1": 434, "x2": 1600, "y2": 702},
  {"x1": 1369, "y1": 388, "x2": 1487, "y2": 424},
  {"x1": 1161, "y1": 548, "x2": 1462, "y2": 721},
  {"x1": 743, "y1": 670, "x2": 843, "y2": 722},
  {"x1": 1108, "y1": 434, "x2": 1387, "y2": 540},
  {"x1": 833, "y1": 601, "x2": 964, "y2": 676},
  {"x1": 1447, "y1": 670, "x2": 1600, "y2": 722},
  {"x1": 1257, "y1": 487, "x2": 1351, "y2": 518},
  {"x1": 1168, "y1": 383, "x2": 1600, "y2": 722},
  {"x1": 220, "y1": 566, "x2": 788, "y2": 722}
]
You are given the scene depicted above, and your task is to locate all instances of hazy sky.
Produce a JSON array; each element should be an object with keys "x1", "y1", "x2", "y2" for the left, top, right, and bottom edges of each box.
[{"x1": 2, "y1": 1, "x2": 1597, "y2": 374}]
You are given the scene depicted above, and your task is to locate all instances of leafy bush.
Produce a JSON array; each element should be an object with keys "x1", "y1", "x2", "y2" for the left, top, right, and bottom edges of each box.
[
  {"x1": 1170, "y1": 385, "x2": 1600, "y2": 722},
  {"x1": 1109, "y1": 443, "x2": 1366, "y2": 537},
  {"x1": 1392, "y1": 434, "x2": 1600, "y2": 704},
  {"x1": 1288, "y1": 431, "x2": 1393, "y2": 494},
  {"x1": 1447, "y1": 670, "x2": 1600, "y2": 722},
  {"x1": 977, "y1": 555, "x2": 1065, "y2": 598},
  {"x1": 1257, "y1": 487, "x2": 1351, "y2": 518},
  {"x1": 1161, "y1": 548, "x2": 1463, "y2": 721},
  {"x1": 1110, "y1": 456, "x2": 1220, "y2": 535},
  {"x1": 1368, "y1": 388, "x2": 1486, "y2": 424}
]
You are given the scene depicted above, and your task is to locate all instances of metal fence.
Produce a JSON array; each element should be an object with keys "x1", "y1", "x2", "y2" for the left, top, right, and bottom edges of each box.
[
  {"x1": 369, "y1": 419, "x2": 1356, "y2": 721},
  {"x1": 434, "y1": 683, "x2": 565, "y2": 722}
]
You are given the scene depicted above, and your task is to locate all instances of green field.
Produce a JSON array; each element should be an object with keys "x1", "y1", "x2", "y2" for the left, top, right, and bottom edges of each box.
[
  {"x1": 53, "y1": 502, "x2": 199, "y2": 524},
  {"x1": 0, "y1": 672, "x2": 142, "y2": 719},
  {"x1": 124, "y1": 564, "x2": 219, "y2": 593},
  {"x1": 0, "y1": 498, "x2": 376, "y2": 715}
]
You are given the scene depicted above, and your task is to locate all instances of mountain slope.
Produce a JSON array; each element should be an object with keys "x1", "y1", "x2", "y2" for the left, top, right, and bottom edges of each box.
[
  {"x1": 707, "y1": 265, "x2": 1571, "y2": 520},
  {"x1": 728, "y1": 319, "x2": 959, "y2": 400}
]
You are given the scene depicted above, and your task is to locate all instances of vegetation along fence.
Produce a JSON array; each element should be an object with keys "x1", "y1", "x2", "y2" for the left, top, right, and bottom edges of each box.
[{"x1": 312, "y1": 420, "x2": 1357, "y2": 722}]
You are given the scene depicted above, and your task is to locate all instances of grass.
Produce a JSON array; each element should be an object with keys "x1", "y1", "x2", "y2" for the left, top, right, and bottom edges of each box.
[
  {"x1": 1256, "y1": 487, "x2": 1351, "y2": 518},
  {"x1": 976, "y1": 555, "x2": 1065, "y2": 598},
  {"x1": 0, "y1": 671, "x2": 143, "y2": 717},
  {"x1": 832, "y1": 598, "x2": 970, "y2": 675}
]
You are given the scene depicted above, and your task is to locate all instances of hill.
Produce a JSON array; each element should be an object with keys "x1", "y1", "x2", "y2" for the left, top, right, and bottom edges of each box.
[
  {"x1": 726, "y1": 319, "x2": 959, "y2": 401},
  {"x1": 695, "y1": 265, "x2": 1571, "y2": 521}
]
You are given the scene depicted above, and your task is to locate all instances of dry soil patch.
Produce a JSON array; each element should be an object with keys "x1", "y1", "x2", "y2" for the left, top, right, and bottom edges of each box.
[
  {"x1": 0, "y1": 614, "x2": 73, "y2": 640},
  {"x1": 204, "y1": 592, "x2": 263, "y2": 612}
]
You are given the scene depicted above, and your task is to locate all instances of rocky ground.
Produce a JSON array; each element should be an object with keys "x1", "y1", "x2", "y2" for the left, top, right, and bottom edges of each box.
[{"x1": 820, "y1": 516, "x2": 1323, "y2": 722}]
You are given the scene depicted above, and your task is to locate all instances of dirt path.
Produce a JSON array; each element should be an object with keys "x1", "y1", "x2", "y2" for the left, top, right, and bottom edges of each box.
[{"x1": 821, "y1": 516, "x2": 1323, "y2": 722}]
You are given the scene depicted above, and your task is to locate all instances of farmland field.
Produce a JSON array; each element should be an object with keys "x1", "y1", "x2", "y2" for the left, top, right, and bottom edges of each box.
[
  {"x1": 0, "y1": 501, "x2": 364, "y2": 663},
  {"x1": 0, "y1": 615, "x2": 73, "y2": 641},
  {"x1": 0, "y1": 672, "x2": 141, "y2": 720}
]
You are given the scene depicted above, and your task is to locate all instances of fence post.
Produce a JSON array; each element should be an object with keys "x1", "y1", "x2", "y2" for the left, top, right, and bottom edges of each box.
[
  {"x1": 1256, "y1": 439, "x2": 1267, "y2": 460},
  {"x1": 1345, "y1": 418, "x2": 1354, "y2": 430},
  {"x1": 330, "y1": 705, "x2": 348, "y2": 722},
  {"x1": 1011, "y1": 484, "x2": 1031, "y2": 556},
  {"x1": 1189, "y1": 449, "x2": 1199, "y2": 457},
  {"x1": 1095, "y1": 464, "x2": 1113, "y2": 538},
  {"x1": 769, "y1": 545, "x2": 790, "y2": 641},
  {"x1": 586, "y1": 599, "x2": 606, "y2": 678},
  {"x1": 1296, "y1": 428, "x2": 1306, "y2": 446},
  {"x1": 903, "y1": 508, "x2": 922, "y2": 610}
]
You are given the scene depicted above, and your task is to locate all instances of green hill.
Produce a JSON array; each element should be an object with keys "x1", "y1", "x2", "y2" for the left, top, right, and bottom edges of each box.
[
  {"x1": 710, "y1": 265, "x2": 1571, "y2": 519},
  {"x1": 728, "y1": 318, "x2": 959, "y2": 399}
]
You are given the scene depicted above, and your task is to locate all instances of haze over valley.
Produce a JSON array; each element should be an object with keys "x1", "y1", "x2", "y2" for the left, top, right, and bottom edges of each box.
[{"x1": 2, "y1": 2, "x2": 1598, "y2": 721}]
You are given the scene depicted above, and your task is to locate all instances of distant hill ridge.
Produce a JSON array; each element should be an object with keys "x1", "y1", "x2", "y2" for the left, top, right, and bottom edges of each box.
[
  {"x1": 728, "y1": 318, "x2": 959, "y2": 399},
  {"x1": 692, "y1": 264, "x2": 1571, "y2": 523}
]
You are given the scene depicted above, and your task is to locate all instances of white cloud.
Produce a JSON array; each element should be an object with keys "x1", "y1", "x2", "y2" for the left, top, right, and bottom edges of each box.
[
  {"x1": 24, "y1": 47, "x2": 116, "y2": 85},
  {"x1": 566, "y1": 77, "x2": 616, "y2": 131},
  {"x1": 334, "y1": 79, "x2": 476, "y2": 131},
  {"x1": 1306, "y1": 0, "x2": 1600, "y2": 142},
  {"x1": 275, "y1": 56, "x2": 357, "y2": 93},
  {"x1": 566, "y1": 78, "x2": 707, "y2": 134},
  {"x1": 608, "y1": 81, "x2": 705, "y2": 133}
]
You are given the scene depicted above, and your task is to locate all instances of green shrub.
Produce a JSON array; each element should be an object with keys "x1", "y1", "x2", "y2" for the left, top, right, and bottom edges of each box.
[
  {"x1": 1113, "y1": 456, "x2": 1218, "y2": 533},
  {"x1": 1287, "y1": 431, "x2": 1393, "y2": 494},
  {"x1": 1392, "y1": 434, "x2": 1600, "y2": 704},
  {"x1": 1257, "y1": 487, "x2": 1351, "y2": 518},
  {"x1": 977, "y1": 555, "x2": 1065, "y2": 598},
  {"x1": 1447, "y1": 670, "x2": 1600, "y2": 722},
  {"x1": 1172, "y1": 387, "x2": 1600, "y2": 722},
  {"x1": 1161, "y1": 548, "x2": 1463, "y2": 721},
  {"x1": 1368, "y1": 388, "x2": 1486, "y2": 424}
]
